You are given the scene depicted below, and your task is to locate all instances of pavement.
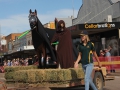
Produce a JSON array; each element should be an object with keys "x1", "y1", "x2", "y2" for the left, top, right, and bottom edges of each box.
[{"x1": 107, "y1": 69, "x2": 120, "y2": 76}]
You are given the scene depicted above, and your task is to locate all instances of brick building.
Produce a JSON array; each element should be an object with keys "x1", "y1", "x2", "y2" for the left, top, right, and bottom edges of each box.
[{"x1": 5, "y1": 33, "x2": 22, "y2": 54}]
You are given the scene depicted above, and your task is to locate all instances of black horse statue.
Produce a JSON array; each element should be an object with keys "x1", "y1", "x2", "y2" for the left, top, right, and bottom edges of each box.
[{"x1": 28, "y1": 9, "x2": 56, "y2": 68}]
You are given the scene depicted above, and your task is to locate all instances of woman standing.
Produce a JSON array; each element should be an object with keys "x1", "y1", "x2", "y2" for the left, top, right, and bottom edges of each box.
[{"x1": 74, "y1": 30, "x2": 101, "y2": 90}]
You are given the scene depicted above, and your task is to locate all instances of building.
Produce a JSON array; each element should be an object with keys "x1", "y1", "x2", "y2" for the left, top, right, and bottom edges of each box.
[
  {"x1": 12, "y1": 36, "x2": 20, "y2": 53},
  {"x1": 73, "y1": 0, "x2": 120, "y2": 25},
  {"x1": 0, "y1": 35, "x2": 6, "y2": 60},
  {"x1": 4, "y1": 33, "x2": 22, "y2": 54},
  {"x1": 56, "y1": 17, "x2": 73, "y2": 27},
  {"x1": 19, "y1": 31, "x2": 34, "y2": 51},
  {"x1": 26, "y1": 31, "x2": 32, "y2": 46},
  {"x1": 44, "y1": 21, "x2": 55, "y2": 29},
  {"x1": 9, "y1": 31, "x2": 35, "y2": 58},
  {"x1": 3, "y1": 31, "x2": 35, "y2": 59},
  {"x1": 44, "y1": 17, "x2": 73, "y2": 29},
  {"x1": 71, "y1": 0, "x2": 120, "y2": 56}
]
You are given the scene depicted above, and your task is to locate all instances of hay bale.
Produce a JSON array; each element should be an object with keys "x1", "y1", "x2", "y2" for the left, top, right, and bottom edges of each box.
[
  {"x1": 35, "y1": 70, "x2": 45, "y2": 82},
  {"x1": 5, "y1": 72, "x2": 15, "y2": 80},
  {"x1": 5, "y1": 65, "x2": 38, "y2": 80},
  {"x1": 12, "y1": 68, "x2": 84, "y2": 83},
  {"x1": 26, "y1": 70, "x2": 36, "y2": 83},
  {"x1": 57, "y1": 69, "x2": 64, "y2": 81},
  {"x1": 44, "y1": 69, "x2": 58, "y2": 81},
  {"x1": 69, "y1": 68, "x2": 84, "y2": 79},
  {"x1": 5, "y1": 65, "x2": 37, "y2": 72},
  {"x1": 5, "y1": 64, "x2": 84, "y2": 83},
  {"x1": 63, "y1": 69, "x2": 72, "y2": 81},
  {"x1": 13, "y1": 70, "x2": 28, "y2": 82}
]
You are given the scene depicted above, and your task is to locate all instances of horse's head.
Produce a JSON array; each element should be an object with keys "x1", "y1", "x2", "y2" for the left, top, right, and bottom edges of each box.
[{"x1": 28, "y1": 9, "x2": 38, "y2": 29}]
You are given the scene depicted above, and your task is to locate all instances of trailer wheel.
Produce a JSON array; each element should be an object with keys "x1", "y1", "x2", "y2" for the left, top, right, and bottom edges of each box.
[{"x1": 93, "y1": 72, "x2": 103, "y2": 90}]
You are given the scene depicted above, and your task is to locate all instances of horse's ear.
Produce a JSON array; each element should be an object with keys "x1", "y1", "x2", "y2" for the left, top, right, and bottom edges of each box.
[
  {"x1": 35, "y1": 9, "x2": 37, "y2": 15},
  {"x1": 55, "y1": 18, "x2": 58, "y2": 23},
  {"x1": 55, "y1": 18, "x2": 58, "y2": 29},
  {"x1": 29, "y1": 9, "x2": 32, "y2": 13}
]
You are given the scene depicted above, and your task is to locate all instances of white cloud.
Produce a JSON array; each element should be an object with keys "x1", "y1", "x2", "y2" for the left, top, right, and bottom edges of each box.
[{"x1": 0, "y1": 9, "x2": 78, "y2": 36}]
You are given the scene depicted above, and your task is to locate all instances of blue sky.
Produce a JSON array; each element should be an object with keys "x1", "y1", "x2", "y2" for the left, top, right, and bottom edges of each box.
[{"x1": 0, "y1": 0, "x2": 82, "y2": 36}]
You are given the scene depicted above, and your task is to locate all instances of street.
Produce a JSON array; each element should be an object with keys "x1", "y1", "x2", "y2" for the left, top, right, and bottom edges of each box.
[{"x1": 0, "y1": 72, "x2": 120, "y2": 90}]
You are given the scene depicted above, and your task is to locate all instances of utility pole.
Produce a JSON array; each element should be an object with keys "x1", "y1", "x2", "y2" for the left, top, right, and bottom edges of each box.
[{"x1": 72, "y1": 0, "x2": 74, "y2": 19}]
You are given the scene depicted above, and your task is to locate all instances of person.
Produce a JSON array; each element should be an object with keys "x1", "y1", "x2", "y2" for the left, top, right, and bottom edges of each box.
[
  {"x1": 105, "y1": 49, "x2": 111, "y2": 57},
  {"x1": 3, "y1": 60, "x2": 7, "y2": 66},
  {"x1": 24, "y1": 58, "x2": 28, "y2": 66},
  {"x1": 99, "y1": 50, "x2": 105, "y2": 57},
  {"x1": 74, "y1": 30, "x2": 101, "y2": 90},
  {"x1": 51, "y1": 20, "x2": 75, "y2": 68},
  {"x1": 28, "y1": 56, "x2": 33, "y2": 65},
  {"x1": 7, "y1": 60, "x2": 11, "y2": 66},
  {"x1": 33, "y1": 55, "x2": 39, "y2": 65},
  {"x1": 105, "y1": 48, "x2": 113, "y2": 73},
  {"x1": 14, "y1": 59, "x2": 19, "y2": 66},
  {"x1": 108, "y1": 46, "x2": 115, "y2": 73}
]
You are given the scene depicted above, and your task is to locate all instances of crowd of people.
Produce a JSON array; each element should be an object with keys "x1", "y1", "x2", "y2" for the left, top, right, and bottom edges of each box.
[
  {"x1": 3, "y1": 56, "x2": 38, "y2": 67},
  {"x1": 99, "y1": 46, "x2": 115, "y2": 73},
  {"x1": 99, "y1": 46, "x2": 112, "y2": 57},
  {"x1": 3, "y1": 54, "x2": 52, "y2": 67}
]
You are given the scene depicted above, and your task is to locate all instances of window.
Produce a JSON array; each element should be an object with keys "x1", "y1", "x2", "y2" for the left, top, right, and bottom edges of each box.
[
  {"x1": 28, "y1": 40, "x2": 30, "y2": 45},
  {"x1": 31, "y1": 40, "x2": 33, "y2": 45}
]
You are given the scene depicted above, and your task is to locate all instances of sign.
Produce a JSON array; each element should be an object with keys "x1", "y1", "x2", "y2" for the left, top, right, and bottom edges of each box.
[
  {"x1": 107, "y1": 15, "x2": 112, "y2": 22},
  {"x1": 101, "y1": 38, "x2": 106, "y2": 44},
  {"x1": 50, "y1": 22, "x2": 55, "y2": 29},
  {"x1": 1, "y1": 39, "x2": 6, "y2": 45},
  {"x1": 67, "y1": 25, "x2": 77, "y2": 31},
  {"x1": 79, "y1": 22, "x2": 120, "y2": 30}
]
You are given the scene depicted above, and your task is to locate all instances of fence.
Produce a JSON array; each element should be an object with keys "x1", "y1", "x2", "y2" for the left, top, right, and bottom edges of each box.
[{"x1": 93, "y1": 56, "x2": 120, "y2": 71}]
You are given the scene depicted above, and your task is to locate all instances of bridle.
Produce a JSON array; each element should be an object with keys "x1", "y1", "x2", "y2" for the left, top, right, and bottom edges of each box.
[
  {"x1": 28, "y1": 11, "x2": 50, "y2": 39},
  {"x1": 28, "y1": 13, "x2": 37, "y2": 30}
]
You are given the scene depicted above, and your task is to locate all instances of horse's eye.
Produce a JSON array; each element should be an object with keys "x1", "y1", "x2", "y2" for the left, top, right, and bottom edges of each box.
[{"x1": 28, "y1": 15, "x2": 31, "y2": 18}]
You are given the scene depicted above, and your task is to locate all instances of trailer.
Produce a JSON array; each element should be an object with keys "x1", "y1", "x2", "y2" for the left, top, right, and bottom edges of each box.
[{"x1": 4, "y1": 65, "x2": 114, "y2": 90}]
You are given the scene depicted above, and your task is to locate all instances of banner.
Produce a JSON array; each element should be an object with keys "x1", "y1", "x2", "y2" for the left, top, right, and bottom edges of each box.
[{"x1": 78, "y1": 22, "x2": 120, "y2": 30}]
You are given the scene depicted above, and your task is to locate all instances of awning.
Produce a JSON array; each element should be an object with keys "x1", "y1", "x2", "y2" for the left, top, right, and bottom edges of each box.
[{"x1": 68, "y1": 22, "x2": 120, "y2": 38}]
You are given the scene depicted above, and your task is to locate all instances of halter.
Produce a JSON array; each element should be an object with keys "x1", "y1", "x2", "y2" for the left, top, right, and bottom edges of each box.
[
  {"x1": 28, "y1": 13, "x2": 37, "y2": 29},
  {"x1": 28, "y1": 13, "x2": 37, "y2": 23}
]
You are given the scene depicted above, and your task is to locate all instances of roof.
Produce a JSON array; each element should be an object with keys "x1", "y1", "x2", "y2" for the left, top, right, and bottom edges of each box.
[
  {"x1": 56, "y1": 17, "x2": 72, "y2": 27},
  {"x1": 109, "y1": 0, "x2": 120, "y2": 3}
]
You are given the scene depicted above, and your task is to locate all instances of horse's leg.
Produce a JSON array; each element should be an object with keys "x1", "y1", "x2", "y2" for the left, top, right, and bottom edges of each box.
[
  {"x1": 36, "y1": 47, "x2": 42, "y2": 69},
  {"x1": 42, "y1": 44, "x2": 47, "y2": 69}
]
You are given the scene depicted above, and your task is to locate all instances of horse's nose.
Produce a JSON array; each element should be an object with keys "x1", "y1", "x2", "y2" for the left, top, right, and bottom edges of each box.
[
  {"x1": 29, "y1": 17, "x2": 36, "y2": 22},
  {"x1": 30, "y1": 23, "x2": 35, "y2": 29}
]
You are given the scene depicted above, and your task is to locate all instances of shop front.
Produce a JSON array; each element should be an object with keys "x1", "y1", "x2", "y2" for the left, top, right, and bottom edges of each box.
[{"x1": 69, "y1": 22, "x2": 120, "y2": 56}]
